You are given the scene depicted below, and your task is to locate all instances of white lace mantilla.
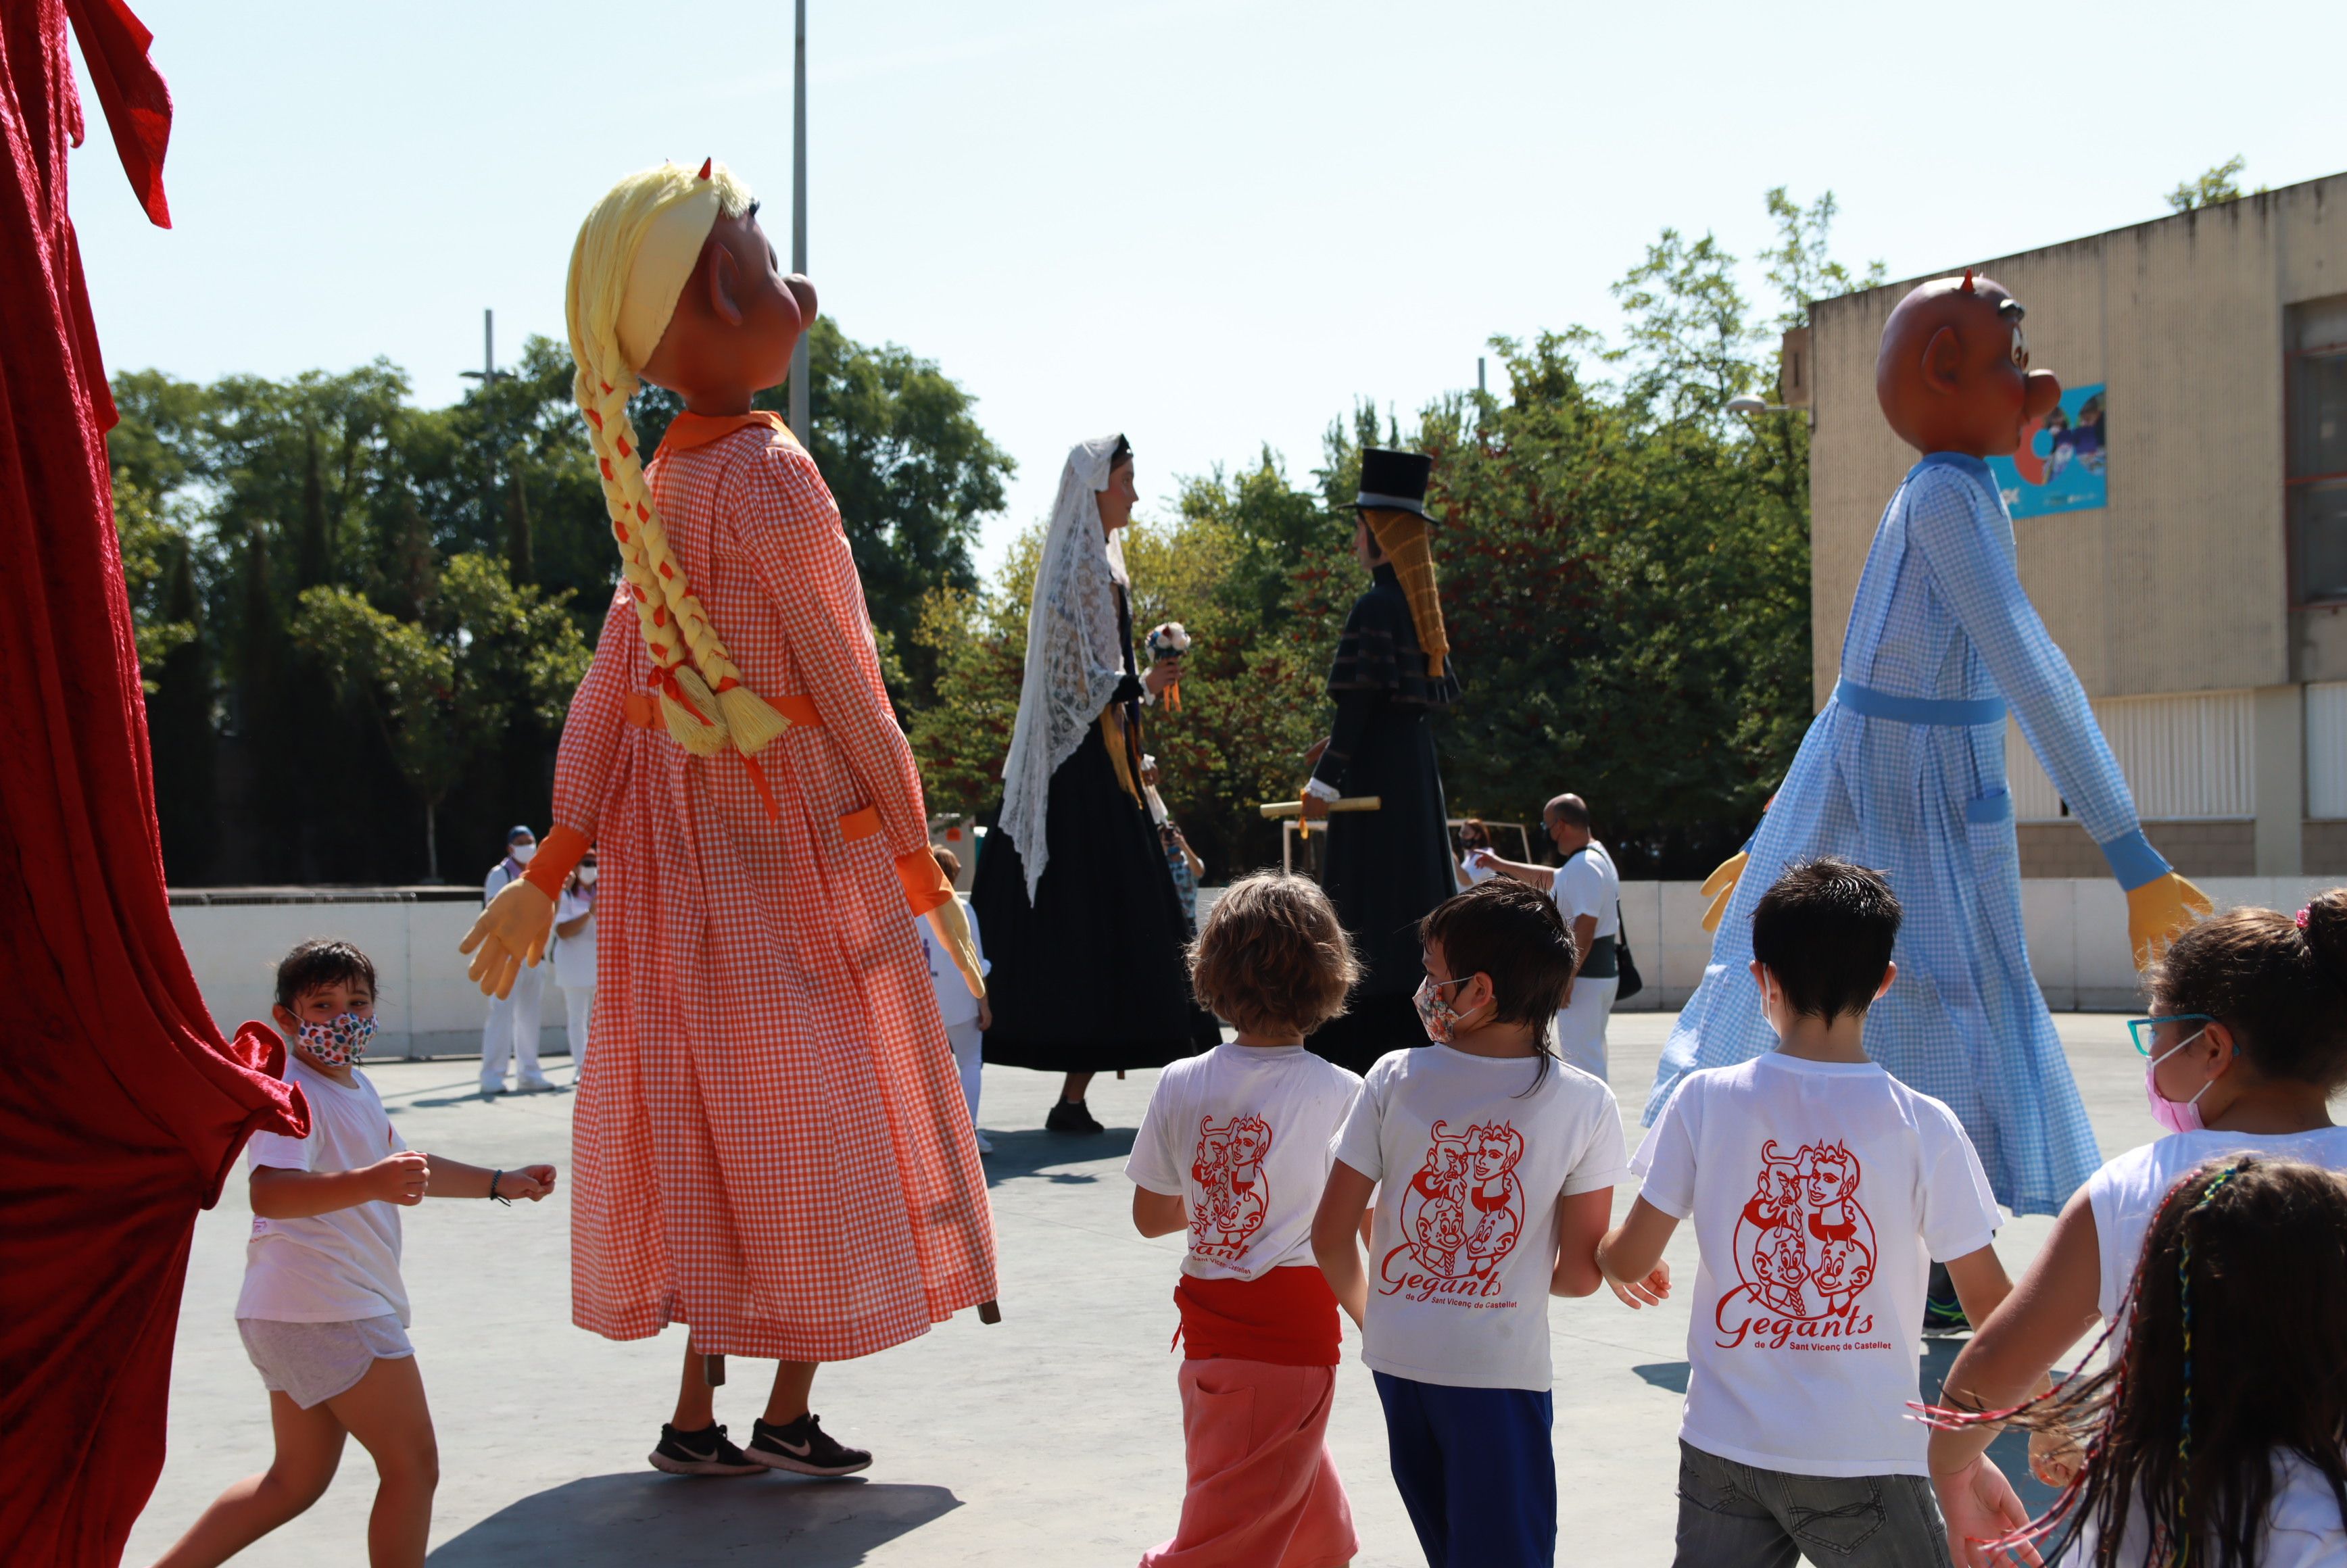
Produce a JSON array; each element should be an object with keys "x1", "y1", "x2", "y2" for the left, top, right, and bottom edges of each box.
[{"x1": 997, "y1": 435, "x2": 1130, "y2": 903}]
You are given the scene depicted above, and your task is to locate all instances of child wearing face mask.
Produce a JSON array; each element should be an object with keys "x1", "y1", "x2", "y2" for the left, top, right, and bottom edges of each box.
[
  {"x1": 1929, "y1": 885, "x2": 2347, "y2": 1562},
  {"x1": 152, "y1": 939, "x2": 558, "y2": 1568},
  {"x1": 1597, "y1": 858, "x2": 2013, "y2": 1568},
  {"x1": 1313, "y1": 879, "x2": 1627, "y2": 1567}
]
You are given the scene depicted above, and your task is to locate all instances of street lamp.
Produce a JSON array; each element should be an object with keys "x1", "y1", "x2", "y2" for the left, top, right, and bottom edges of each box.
[{"x1": 1726, "y1": 395, "x2": 1791, "y2": 416}]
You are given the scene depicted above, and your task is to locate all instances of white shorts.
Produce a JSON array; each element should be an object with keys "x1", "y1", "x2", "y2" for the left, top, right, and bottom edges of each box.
[{"x1": 239, "y1": 1315, "x2": 413, "y2": 1409}]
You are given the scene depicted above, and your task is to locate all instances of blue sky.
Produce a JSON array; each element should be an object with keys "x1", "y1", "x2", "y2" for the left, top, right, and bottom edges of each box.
[{"x1": 69, "y1": 0, "x2": 2344, "y2": 577}]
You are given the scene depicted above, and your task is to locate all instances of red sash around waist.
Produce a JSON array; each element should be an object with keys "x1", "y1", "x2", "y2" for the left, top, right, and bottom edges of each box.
[{"x1": 1174, "y1": 1265, "x2": 1341, "y2": 1367}]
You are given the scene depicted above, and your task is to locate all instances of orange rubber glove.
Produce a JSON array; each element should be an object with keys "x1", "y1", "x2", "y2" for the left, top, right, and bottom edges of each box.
[
  {"x1": 2127, "y1": 871, "x2": 2212, "y2": 971},
  {"x1": 1698, "y1": 851, "x2": 1749, "y2": 935},
  {"x1": 460, "y1": 826, "x2": 588, "y2": 1000}
]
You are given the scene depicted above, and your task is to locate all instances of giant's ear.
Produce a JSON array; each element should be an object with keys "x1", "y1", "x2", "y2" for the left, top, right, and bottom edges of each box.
[
  {"x1": 1920, "y1": 325, "x2": 1964, "y2": 395},
  {"x1": 705, "y1": 241, "x2": 744, "y2": 328}
]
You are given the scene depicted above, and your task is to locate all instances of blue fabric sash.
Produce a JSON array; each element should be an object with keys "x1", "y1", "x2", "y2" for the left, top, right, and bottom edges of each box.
[{"x1": 1832, "y1": 678, "x2": 2007, "y2": 728}]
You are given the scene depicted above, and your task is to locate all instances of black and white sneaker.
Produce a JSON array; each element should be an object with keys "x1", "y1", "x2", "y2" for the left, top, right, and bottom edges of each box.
[
  {"x1": 648, "y1": 1422, "x2": 765, "y2": 1476},
  {"x1": 1044, "y1": 1096, "x2": 1104, "y2": 1135},
  {"x1": 747, "y1": 1413, "x2": 873, "y2": 1477}
]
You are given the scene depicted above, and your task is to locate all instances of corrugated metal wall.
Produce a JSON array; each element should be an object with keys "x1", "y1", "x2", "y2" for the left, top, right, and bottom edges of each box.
[
  {"x1": 2008, "y1": 689, "x2": 2256, "y2": 820},
  {"x1": 2311, "y1": 681, "x2": 2347, "y2": 820}
]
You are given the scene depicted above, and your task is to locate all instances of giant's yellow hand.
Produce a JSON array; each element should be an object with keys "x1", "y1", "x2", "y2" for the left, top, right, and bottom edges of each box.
[
  {"x1": 925, "y1": 896, "x2": 987, "y2": 1000},
  {"x1": 460, "y1": 877, "x2": 556, "y2": 1000},
  {"x1": 2127, "y1": 871, "x2": 2212, "y2": 971},
  {"x1": 1698, "y1": 851, "x2": 1749, "y2": 935}
]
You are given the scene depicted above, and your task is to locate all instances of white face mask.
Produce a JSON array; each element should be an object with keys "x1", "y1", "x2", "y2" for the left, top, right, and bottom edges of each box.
[
  {"x1": 510, "y1": 842, "x2": 537, "y2": 865},
  {"x1": 578, "y1": 866, "x2": 598, "y2": 886}
]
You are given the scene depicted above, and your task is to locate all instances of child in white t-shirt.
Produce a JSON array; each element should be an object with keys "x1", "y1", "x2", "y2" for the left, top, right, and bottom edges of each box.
[
  {"x1": 152, "y1": 940, "x2": 557, "y2": 1568},
  {"x1": 1127, "y1": 873, "x2": 1365, "y2": 1568},
  {"x1": 916, "y1": 845, "x2": 993, "y2": 1154},
  {"x1": 1597, "y1": 858, "x2": 2012, "y2": 1568},
  {"x1": 1931, "y1": 885, "x2": 2347, "y2": 1559},
  {"x1": 1315, "y1": 879, "x2": 1628, "y2": 1568},
  {"x1": 1929, "y1": 1154, "x2": 2347, "y2": 1568}
]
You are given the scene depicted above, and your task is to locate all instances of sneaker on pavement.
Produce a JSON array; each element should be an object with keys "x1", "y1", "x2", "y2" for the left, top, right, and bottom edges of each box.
[
  {"x1": 974, "y1": 1129, "x2": 994, "y2": 1155},
  {"x1": 648, "y1": 1423, "x2": 765, "y2": 1477},
  {"x1": 1044, "y1": 1097, "x2": 1103, "y2": 1135},
  {"x1": 747, "y1": 1413, "x2": 872, "y2": 1477},
  {"x1": 516, "y1": 1075, "x2": 558, "y2": 1094},
  {"x1": 479, "y1": 1081, "x2": 508, "y2": 1098}
]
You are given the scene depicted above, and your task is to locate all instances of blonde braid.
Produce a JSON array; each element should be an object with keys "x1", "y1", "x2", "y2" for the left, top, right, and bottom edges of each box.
[{"x1": 565, "y1": 162, "x2": 795, "y2": 759}]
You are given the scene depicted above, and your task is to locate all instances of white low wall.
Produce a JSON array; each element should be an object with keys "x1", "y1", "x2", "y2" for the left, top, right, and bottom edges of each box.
[
  {"x1": 170, "y1": 894, "x2": 566, "y2": 1062},
  {"x1": 176, "y1": 875, "x2": 2344, "y2": 1058}
]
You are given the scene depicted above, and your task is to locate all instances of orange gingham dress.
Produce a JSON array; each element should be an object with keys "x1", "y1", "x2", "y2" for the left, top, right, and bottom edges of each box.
[{"x1": 555, "y1": 418, "x2": 997, "y2": 1361}]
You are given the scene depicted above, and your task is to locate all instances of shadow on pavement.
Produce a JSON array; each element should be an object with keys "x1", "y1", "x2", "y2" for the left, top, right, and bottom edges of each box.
[
  {"x1": 980, "y1": 1125, "x2": 1136, "y2": 1188},
  {"x1": 426, "y1": 1474, "x2": 959, "y2": 1566},
  {"x1": 1633, "y1": 1361, "x2": 1691, "y2": 1394}
]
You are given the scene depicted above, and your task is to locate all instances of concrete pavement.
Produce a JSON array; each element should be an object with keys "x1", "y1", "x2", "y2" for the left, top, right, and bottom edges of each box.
[{"x1": 124, "y1": 1012, "x2": 2148, "y2": 1567}]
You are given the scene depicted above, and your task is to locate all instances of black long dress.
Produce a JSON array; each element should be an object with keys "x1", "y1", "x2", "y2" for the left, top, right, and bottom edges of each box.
[
  {"x1": 975, "y1": 584, "x2": 1219, "y2": 1073},
  {"x1": 1303, "y1": 563, "x2": 1461, "y2": 1075}
]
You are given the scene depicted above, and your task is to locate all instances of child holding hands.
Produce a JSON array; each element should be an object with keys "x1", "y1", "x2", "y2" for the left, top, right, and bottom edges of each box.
[
  {"x1": 1127, "y1": 873, "x2": 1365, "y2": 1568},
  {"x1": 1313, "y1": 879, "x2": 1628, "y2": 1568},
  {"x1": 1597, "y1": 858, "x2": 2012, "y2": 1568},
  {"x1": 154, "y1": 940, "x2": 556, "y2": 1568}
]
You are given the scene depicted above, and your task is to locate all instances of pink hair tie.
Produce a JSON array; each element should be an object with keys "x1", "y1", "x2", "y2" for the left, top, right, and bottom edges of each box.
[{"x1": 2297, "y1": 906, "x2": 2313, "y2": 931}]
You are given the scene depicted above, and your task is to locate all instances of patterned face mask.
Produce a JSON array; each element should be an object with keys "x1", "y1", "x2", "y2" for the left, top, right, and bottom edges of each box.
[
  {"x1": 1412, "y1": 975, "x2": 1476, "y2": 1045},
  {"x1": 295, "y1": 1012, "x2": 376, "y2": 1067}
]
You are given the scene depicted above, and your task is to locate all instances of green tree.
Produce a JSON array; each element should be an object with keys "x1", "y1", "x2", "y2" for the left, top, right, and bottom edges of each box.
[
  {"x1": 2166, "y1": 155, "x2": 2264, "y2": 212},
  {"x1": 293, "y1": 554, "x2": 589, "y2": 879}
]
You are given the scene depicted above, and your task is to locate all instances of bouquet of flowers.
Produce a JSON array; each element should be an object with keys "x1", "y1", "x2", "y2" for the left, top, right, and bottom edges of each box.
[{"x1": 1146, "y1": 622, "x2": 1191, "y2": 711}]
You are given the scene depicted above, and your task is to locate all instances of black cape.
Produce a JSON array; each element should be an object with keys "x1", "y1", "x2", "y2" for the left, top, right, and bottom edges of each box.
[
  {"x1": 1303, "y1": 564, "x2": 1461, "y2": 1075},
  {"x1": 974, "y1": 585, "x2": 1219, "y2": 1075}
]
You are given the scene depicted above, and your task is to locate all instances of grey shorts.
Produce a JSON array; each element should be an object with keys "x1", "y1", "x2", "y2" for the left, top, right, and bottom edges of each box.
[{"x1": 239, "y1": 1316, "x2": 414, "y2": 1410}]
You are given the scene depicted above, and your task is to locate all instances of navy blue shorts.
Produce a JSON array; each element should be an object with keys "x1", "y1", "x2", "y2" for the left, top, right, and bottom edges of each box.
[{"x1": 1373, "y1": 1371, "x2": 1555, "y2": 1567}]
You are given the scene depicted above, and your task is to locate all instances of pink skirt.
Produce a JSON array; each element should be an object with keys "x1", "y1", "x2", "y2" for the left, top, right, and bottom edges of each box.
[{"x1": 1139, "y1": 1358, "x2": 1357, "y2": 1568}]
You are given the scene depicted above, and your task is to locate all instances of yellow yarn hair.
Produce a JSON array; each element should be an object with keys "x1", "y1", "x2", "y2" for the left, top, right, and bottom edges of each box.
[
  {"x1": 564, "y1": 161, "x2": 793, "y2": 758},
  {"x1": 1365, "y1": 510, "x2": 1450, "y2": 679}
]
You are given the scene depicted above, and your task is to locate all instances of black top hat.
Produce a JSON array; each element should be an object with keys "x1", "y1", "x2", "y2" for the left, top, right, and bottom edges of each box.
[{"x1": 1354, "y1": 448, "x2": 1435, "y2": 522}]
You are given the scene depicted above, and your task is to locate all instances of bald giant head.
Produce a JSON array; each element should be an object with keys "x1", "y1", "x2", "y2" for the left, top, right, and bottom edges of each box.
[{"x1": 1874, "y1": 273, "x2": 2061, "y2": 458}]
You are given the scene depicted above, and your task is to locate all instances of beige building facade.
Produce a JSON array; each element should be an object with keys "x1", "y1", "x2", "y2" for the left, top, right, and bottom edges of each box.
[{"x1": 1806, "y1": 172, "x2": 2347, "y2": 878}]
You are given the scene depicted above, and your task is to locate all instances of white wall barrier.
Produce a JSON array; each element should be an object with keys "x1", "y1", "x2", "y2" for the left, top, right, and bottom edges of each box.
[{"x1": 178, "y1": 876, "x2": 2345, "y2": 1058}]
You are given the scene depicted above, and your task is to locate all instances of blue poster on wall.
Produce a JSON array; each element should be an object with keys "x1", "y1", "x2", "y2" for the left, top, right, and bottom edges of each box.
[{"x1": 1987, "y1": 383, "x2": 2107, "y2": 519}]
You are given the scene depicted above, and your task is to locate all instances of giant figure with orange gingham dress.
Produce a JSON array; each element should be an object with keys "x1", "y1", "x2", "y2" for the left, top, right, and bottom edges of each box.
[{"x1": 463, "y1": 161, "x2": 996, "y2": 1478}]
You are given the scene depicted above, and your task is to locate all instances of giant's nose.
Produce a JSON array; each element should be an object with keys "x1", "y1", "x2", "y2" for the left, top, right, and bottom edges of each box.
[
  {"x1": 2023, "y1": 367, "x2": 2062, "y2": 422},
  {"x1": 785, "y1": 273, "x2": 819, "y2": 328}
]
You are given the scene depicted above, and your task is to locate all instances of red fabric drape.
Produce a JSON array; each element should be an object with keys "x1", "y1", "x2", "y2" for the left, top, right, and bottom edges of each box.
[{"x1": 0, "y1": 5, "x2": 307, "y2": 1565}]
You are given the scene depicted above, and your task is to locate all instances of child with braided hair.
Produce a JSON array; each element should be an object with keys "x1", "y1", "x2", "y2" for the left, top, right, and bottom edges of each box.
[
  {"x1": 1927, "y1": 1154, "x2": 2347, "y2": 1568},
  {"x1": 1930, "y1": 887, "x2": 2347, "y2": 1564},
  {"x1": 460, "y1": 160, "x2": 995, "y2": 1478}
]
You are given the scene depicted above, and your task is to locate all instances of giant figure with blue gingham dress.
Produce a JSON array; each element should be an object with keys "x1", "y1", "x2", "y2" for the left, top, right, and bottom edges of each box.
[{"x1": 1647, "y1": 274, "x2": 2208, "y2": 1217}]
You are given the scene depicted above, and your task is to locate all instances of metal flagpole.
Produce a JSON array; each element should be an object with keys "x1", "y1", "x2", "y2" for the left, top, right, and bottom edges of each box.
[{"x1": 788, "y1": 0, "x2": 810, "y2": 442}]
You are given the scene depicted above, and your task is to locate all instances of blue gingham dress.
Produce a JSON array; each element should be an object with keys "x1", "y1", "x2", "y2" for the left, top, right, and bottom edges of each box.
[{"x1": 1649, "y1": 454, "x2": 2171, "y2": 1217}]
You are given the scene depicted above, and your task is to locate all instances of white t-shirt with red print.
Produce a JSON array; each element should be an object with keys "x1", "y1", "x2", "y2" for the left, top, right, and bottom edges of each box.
[
  {"x1": 1632, "y1": 1051, "x2": 2002, "y2": 1478},
  {"x1": 1330, "y1": 1044, "x2": 1628, "y2": 1391},
  {"x1": 1126, "y1": 1043, "x2": 1364, "y2": 1282}
]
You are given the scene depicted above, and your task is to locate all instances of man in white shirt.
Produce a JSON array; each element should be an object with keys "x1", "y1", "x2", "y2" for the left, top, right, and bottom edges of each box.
[
  {"x1": 1471, "y1": 793, "x2": 1621, "y2": 1079},
  {"x1": 480, "y1": 825, "x2": 552, "y2": 1095}
]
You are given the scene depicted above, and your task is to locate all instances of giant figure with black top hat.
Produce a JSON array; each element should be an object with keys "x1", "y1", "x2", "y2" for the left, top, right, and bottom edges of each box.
[{"x1": 1299, "y1": 449, "x2": 1461, "y2": 1075}]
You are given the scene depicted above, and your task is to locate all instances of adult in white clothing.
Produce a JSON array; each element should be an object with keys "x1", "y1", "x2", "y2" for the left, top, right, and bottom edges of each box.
[
  {"x1": 919, "y1": 846, "x2": 994, "y2": 1152},
  {"x1": 1470, "y1": 793, "x2": 1620, "y2": 1079},
  {"x1": 480, "y1": 825, "x2": 553, "y2": 1094},
  {"x1": 552, "y1": 848, "x2": 598, "y2": 1083}
]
